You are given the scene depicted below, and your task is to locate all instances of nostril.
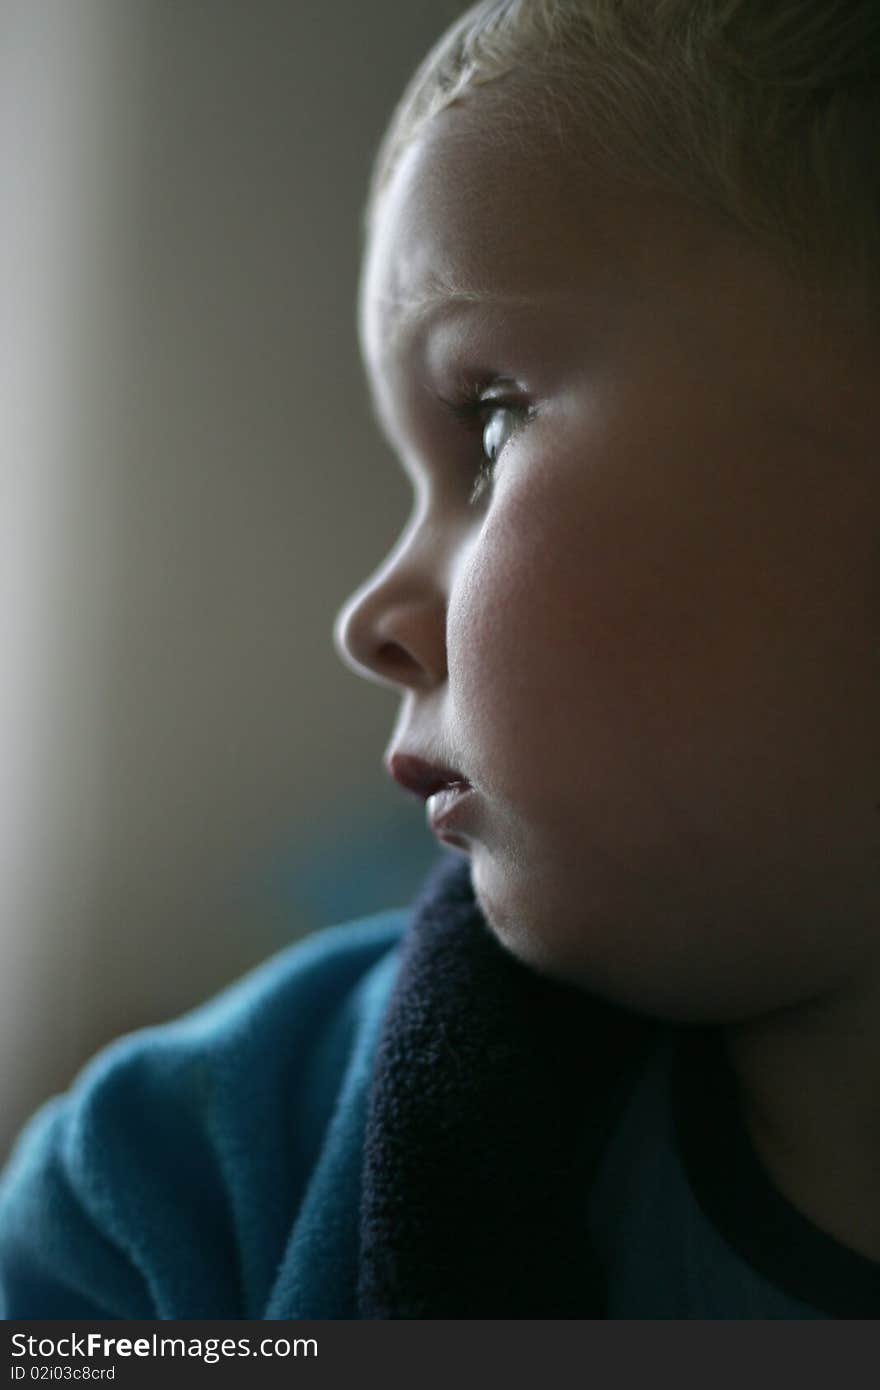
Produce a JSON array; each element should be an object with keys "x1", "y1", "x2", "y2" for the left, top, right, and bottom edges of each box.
[
  {"x1": 375, "y1": 639, "x2": 425, "y2": 681},
  {"x1": 334, "y1": 577, "x2": 445, "y2": 690}
]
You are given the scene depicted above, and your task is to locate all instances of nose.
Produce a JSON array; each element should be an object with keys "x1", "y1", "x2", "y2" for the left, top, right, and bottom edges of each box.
[{"x1": 333, "y1": 528, "x2": 447, "y2": 692}]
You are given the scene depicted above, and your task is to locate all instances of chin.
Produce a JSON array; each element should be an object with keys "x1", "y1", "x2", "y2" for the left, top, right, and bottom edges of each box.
[
  {"x1": 472, "y1": 869, "x2": 570, "y2": 979},
  {"x1": 472, "y1": 868, "x2": 774, "y2": 1023}
]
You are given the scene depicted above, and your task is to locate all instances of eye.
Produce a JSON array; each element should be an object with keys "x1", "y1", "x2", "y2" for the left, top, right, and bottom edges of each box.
[
  {"x1": 472, "y1": 405, "x2": 519, "y2": 504},
  {"x1": 437, "y1": 382, "x2": 533, "y2": 505}
]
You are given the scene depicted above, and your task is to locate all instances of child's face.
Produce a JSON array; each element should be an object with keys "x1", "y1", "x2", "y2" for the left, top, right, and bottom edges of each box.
[{"x1": 335, "y1": 89, "x2": 880, "y2": 1023}]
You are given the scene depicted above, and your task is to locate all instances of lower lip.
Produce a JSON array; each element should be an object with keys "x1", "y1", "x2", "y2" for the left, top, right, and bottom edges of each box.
[{"x1": 426, "y1": 783, "x2": 475, "y2": 847}]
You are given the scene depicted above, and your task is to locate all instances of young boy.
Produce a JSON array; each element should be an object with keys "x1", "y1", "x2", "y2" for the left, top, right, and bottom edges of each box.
[{"x1": 3, "y1": 0, "x2": 880, "y2": 1318}]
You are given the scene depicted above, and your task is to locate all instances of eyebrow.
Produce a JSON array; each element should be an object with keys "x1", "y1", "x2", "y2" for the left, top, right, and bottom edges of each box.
[
  {"x1": 366, "y1": 275, "x2": 545, "y2": 363},
  {"x1": 383, "y1": 286, "x2": 540, "y2": 326},
  {"x1": 361, "y1": 275, "x2": 547, "y2": 447}
]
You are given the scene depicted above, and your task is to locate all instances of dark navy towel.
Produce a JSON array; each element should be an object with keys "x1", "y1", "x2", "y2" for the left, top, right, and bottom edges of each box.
[{"x1": 358, "y1": 852, "x2": 658, "y2": 1318}]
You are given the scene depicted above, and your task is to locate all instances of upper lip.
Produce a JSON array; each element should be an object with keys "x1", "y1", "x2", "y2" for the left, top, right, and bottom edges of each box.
[{"x1": 385, "y1": 750, "x2": 471, "y2": 801}]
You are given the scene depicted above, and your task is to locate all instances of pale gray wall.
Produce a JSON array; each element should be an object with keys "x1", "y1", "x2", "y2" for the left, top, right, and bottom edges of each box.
[{"x1": 1, "y1": 0, "x2": 461, "y2": 1159}]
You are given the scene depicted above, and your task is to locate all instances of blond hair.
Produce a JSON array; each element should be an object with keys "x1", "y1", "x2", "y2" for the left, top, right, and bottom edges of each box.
[{"x1": 366, "y1": 0, "x2": 880, "y2": 308}]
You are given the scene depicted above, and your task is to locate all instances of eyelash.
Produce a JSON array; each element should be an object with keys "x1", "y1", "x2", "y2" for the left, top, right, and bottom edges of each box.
[{"x1": 437, "y1": 380, "x2": 533, "y2": 505}]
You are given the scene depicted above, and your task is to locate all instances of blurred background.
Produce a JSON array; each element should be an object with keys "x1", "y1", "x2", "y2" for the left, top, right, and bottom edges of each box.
[{"x1": 0, "y1": 0, "x2": 463, "y2": 1160}]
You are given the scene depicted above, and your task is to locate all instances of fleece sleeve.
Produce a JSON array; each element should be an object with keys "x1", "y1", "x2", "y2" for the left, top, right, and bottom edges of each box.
[{"x1": 0, "y1": 912, "x2": 406, "y2": 1319}]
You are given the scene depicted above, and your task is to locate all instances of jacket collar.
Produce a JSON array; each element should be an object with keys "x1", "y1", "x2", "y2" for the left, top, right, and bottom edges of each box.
[{"x1": 358, "y1": 852, "x2": 659, "y2": 1317}]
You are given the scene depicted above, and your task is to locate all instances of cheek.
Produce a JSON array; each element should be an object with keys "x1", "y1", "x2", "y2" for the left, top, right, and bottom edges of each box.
[
  {"x1": 442, "y1": 449, "x2": 764, "y2": 843},
  {"x1": 445, "y1": 483, "x2": 604, "y2": 812}
]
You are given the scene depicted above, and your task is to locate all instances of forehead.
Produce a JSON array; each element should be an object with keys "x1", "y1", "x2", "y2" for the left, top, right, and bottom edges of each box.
[
  {"x1": 358, "y1": 91, "x2": 739, "y2": 387},
  {"x1": 359, "y1": 96, "x2": 614, "y2": 367},
  {"x1": 357, "y1": 88, "x2": 880, "y2": 483}
]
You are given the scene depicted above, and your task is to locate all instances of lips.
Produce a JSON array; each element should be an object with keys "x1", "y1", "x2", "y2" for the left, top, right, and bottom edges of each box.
[{"x1": 385, "y1": 750, "x2": 471, "y2": 801}]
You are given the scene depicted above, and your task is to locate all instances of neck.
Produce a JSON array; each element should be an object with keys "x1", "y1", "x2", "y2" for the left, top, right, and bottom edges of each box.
[{"x1": 722, "y1": 973, "x2": 880, "y2": 1264}]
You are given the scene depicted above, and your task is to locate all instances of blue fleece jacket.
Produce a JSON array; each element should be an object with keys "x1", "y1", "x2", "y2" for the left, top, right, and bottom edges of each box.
[
  {"x1": 0, "y1": 909, "x2": 407, "y2": 1319},
  {"x1": 5, "y1": 853, "x2": 873, "y2": 1319},
  {"x1": 0, "y1": 849, "x2": 663, "y2": 1320}
]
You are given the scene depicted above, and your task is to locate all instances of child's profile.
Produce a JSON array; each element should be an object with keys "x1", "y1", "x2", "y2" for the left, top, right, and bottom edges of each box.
[{"x1": 3, "y1": 0, "x2": 880, "y2": 1319}]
